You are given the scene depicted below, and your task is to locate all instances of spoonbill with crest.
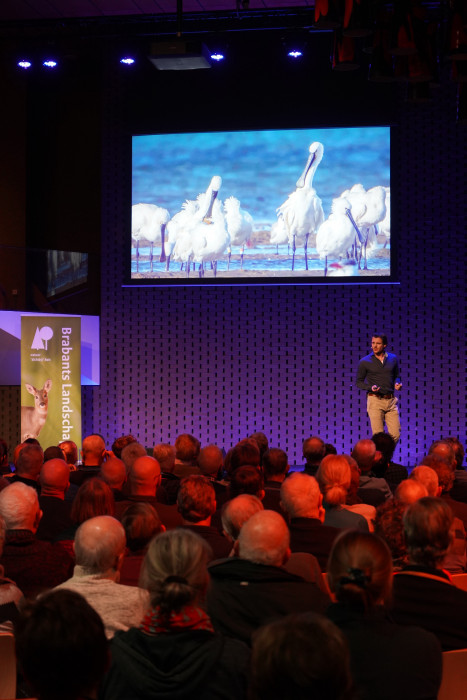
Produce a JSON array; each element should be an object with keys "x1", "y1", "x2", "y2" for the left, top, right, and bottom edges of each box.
[
  {"x1": 132, "y1": 203, "x2": 170, "y2": 272},
  {"x1": 277, "y1": 141, "x2": 325, "y2": 271},
  {"x1": 224, "y1": 196, "x2": 254, "y2": 269}
]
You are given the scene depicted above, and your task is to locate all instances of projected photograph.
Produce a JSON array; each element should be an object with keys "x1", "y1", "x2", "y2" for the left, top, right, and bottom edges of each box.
[{"x1": 131, "y1": 127, "x2": 391, "y2": 283}]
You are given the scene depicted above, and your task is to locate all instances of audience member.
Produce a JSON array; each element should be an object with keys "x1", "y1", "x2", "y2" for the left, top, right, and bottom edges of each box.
[
  {"x1": 324, "y1": 442, "x2": 338, "y2": 457},
  {"x1": 262, "y1": 448, "x2": 289, "y2": 513},
  {"x1": 54, "y1": 515, "x2": 147, "y2": 638},
  {"x1": 446, "y1": 437, "x2": 467, "y2": 501},
  {"x1": 249, "y1": 431, "x2": 269, "y2": 465},
  {"x1": 43, "y1": 445, "x2": 65, "y2": 462},
  {"x1": 250, "y1": 612, "x2": 353, "y2": 700},
  {"x1": 301, "y1": 436, "x2": 326, "y2": 476},
  {"x1": 391, "y1": 497, "x2": 467, "y2": 650},
  {"x1": 327, "y1": 530, "x2": 442, "y2": 700},
  {"x1": 316, "y1": 455, "x2": 369, "y2": 531},
  {"x1": 10, "y1": 443, "x2": 43, "y2": 494},
  {"x1": 373, "y1": 498, "x2": 407, "y2": 569},
  {"x1": 58, "y1": 440, "x2": 78, "y2": 468},
  {"x1": 36, "y1": 458, "x2": 72, "y2": 542},
  {"x1": 394, "y1": 479, "x2": 428, "y2": 505},
  {"x1": 420, "y1": 454, "x2": 467, "y2": 531},
  {"x1": 154, "y1": 442, "x2": 179, "y2": 504},
  {"x1": 225, "y1": 438, "x2": 261, "y2": 475},
  {"x1": 120, "y1": 502, "x2": 165, "y2": 586},
  {"x1": 352, "y1": 439, "x2": 391, "y2": 506},
  {"x1": 0, "y1": 514, "x2": 23, "y2": 631},
  {"x1": 207, "y1": 510, "x2": 329, "y2": 645},
  {"x1": 0, "y1": 482, "x2": 73, "y2": 597},
  {"x1": 100, "y1": 456, "x2": 127, "y2": 501},
  {"x1": 342, "y1": 455, "x2": 376, "y2": 531},
  {"x1": 70, "y1": 434, "x2": 107, "y2": 487},
  {"x1": 173, "y1": 433, "x2": 201, "y2": 477},
  {"x1": 100, "y1": 529, "x2": 250, "y2": 700},
  {"x1": 121, "y1": 441, "x2": 147, "y2": 474},
  {"x1": 221, "y1": 494, "x2": 264, "y2": 543},
  {"x1": 15, "y1": 589, "x2": 109, "y2": 700},
  {"x1": 371, "y1": 432, "x2": 408, "y2": 487},
  {"x1": 280, "y1": 472, "x2": 339, "y2": 568},
  {"x1": 115, "y1": 456, "x2": 182, "y2": 529},
  {"x1": 111, "y1": 434, "x2": 137, "y2": 459},
  {"x1": 229, "y1": 465, "x2": 264, "y2": 500},
  {"x1": 177, "y1": 475, "x2": 231, "y2": 559},
  {"x1": 0, "y1": 438, "x2": 13, "y2": 475}
]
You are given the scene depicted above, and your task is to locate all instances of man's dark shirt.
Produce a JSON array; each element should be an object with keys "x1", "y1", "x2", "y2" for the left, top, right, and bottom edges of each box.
[
  {"x1": 36, "y1": 496, "x2": 73, "y2": 541},
  {"x1": 9, "y1": 475, "x2": 40, "y2": 495},
  {"x1": 288, "y1": 517, "x2": 340, "y2": 569},
  {"x1": 356, "y1": 352, "x2": 400, "y2": 395}
]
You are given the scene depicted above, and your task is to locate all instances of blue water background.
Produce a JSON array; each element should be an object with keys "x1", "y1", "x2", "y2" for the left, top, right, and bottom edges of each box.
[{"x1": 132, "y1": 127, "x2": 390, "y2": 224}]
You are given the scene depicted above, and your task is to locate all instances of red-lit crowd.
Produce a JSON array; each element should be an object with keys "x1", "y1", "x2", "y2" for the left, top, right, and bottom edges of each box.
[{"x1": 0, "y1": 430, "x2": 466, "y2": 700}]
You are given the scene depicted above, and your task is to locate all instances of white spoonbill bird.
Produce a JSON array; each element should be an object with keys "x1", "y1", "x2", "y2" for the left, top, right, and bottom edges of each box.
[
  {"x1": 172, "y1": 176, "x2": 229, "y2": 277},
  {"x1": 277, "y1": 142, "x2": 325, "y2": 271},
  {"x1": 224, "y1": 196, "x2": 254, "y2": 269},
  {"x1": 379, "y1": 186, "x2": 390, "y2": 248},
  {"x1": 338, "y1": 184, "x2": 386, "y2": 269},
  {"x1": 316, "y1": 197, "x2": 357, "y2": 276},
  {"x1": 165, "y1": 199, "x2": 199, "y2": 271},
  {"x1": 132, "y1": 203, "x2": 170, "y2": 272}
]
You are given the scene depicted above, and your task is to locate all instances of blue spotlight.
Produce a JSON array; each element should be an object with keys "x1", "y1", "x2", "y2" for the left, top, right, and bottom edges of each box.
[
  {"x1": 287, "y1": 49, "x2": 303, "y2": 59},
  {"x1": 43, "y1": 59, "x2": 58, "y2": 68},
  {"x1": 18, "y1": 60, "x2": 32, "y2": 69},
  {"x1": 210, "y1": 52, "x2": 225, "y2": 62},
  {"x1": 120, "y1": 57, "x2": 136, "y2": 65}
]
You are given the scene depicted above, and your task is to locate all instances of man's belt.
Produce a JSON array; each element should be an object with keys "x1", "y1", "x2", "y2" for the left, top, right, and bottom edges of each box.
[{"x1": 368, "y1": 391, "x2": 394, "y2": 399}]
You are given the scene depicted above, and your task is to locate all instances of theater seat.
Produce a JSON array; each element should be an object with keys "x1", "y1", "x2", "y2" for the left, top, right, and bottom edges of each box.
[
  {"x1": 438, "y1": 649, "x2": 467, "y2": 700},
  {"x1": 0, "y1": 633, "x2": 15, "y2": 699}
]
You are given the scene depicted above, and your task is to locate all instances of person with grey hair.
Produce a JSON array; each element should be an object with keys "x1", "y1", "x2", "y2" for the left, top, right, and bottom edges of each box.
[
  {"x1": 221, "y1": 494, "x2": 264, "y2": 542},
  {"x1": 54, "y1": 515, "x2": 147, "y2": 638},
  {"x1": 100, "y1": 456, "x2": 127, "y2": 501},
  {"x1": 391, "y1": 497, "x2": 467, "y2": 650},
  {"x1": 352, "y1": 438, "x2": 392, "y2": 506},
  {"x1": 0, "y1": 481, "x2": 72, "y2": 598},
  {"x1": 0, "y1": 513, "x2": 23, "y2": 631},
  {"x1": 10, "y1": 443, "x2": 43, "y2": 494},
  {"x1": 121, "y1": 441, "x2": 147, "y2": 474},
  {"x1": 100, "y1": 529, "x2": 250, "y2": 700},
  {"x1": 155, "y1": 443, "x2": 180, "y2": 505},
  {"x1": 280, "y1": 472, "x2": 339, "y2": 569},
  {"x1": 207, "y1": 510, "x2": 330, "y2": 645}
]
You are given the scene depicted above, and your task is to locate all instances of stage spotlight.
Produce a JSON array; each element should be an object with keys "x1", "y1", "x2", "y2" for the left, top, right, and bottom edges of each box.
[
  {"x1": 17, "y1": 60, "x2": 32, "y2": 70},
  {"x1": 210, "y1": 52, "x2": 225, "y2": 62},
  {"x1": 120, "y1": 57, "x2": 136, "y2": 65},
  {"x1": 43, "y1": 59, "x2": 58, "y2": 68},
  {"x1": 287, "y1": 49, "x2": 303, "y2": 59}
]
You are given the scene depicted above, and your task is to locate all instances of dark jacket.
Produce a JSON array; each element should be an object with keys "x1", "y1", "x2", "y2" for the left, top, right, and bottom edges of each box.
[
  {"x1": 327, "y1": 602, "x2": 442, "y2": 700},
  {"x1": 99, "y1": 628, "x2": 249, "y2": 700},
  {"x1": 206, "y1": 557, "x2": 329, "y2": 645},
  {"x1": 288, "y1": 517, "x2": 339, "y2": 569}
]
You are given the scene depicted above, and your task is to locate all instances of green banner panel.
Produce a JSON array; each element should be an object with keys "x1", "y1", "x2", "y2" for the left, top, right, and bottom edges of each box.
[{"x1": 21, "y1": 316, "x2": 81, "y2": 449}]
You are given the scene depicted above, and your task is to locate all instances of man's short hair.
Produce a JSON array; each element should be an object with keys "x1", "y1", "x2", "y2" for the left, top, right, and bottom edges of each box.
[
  {"x1": 71, "y1": 478, "x2": 115, "y2": 525},
  {"x1": 228, "y1": 439, "x2": 261, "y2": 473},
  {"x1": 372, "y1": 432, "x2": 396, "y2": 462},
  {"x1": 419, "y1": 454, "x2": 454, "y2": 493},
  {"x1": 249, "y1": 432, "x2": 269, "y2": 461},
  {"x1": 395, "y1": 479, "x2": 428, "y2": 505},
  {"x1": 444, "y1": 437, "x2": 465, "y2": 470},
  {"x1": 372, "y1": 333, "x2": 388, "y2": 346},
  {"x1": 262, "y1": 448, "x2": 288, "y2": 479},
  {"x1": 428, "y1": 440, "x2": 456, "y2": 471},
  {"x1": 238, "y1": 510, "x2": 290, "y2": 567},
  {"x1": 177, "y1": 476, "x2": 216, "y2": 522},
  {"x1": 111, "y1": 435, "x2": 137, "y2": 460},
  {"x1": 100, "y1": 457, "x2": 126, "y2": 489},
  {"x1": 229, "y1": 465, "x2": 264, "y2": 499},
  {"x1": 44, "y1": 445, "x2": 65, "y2": 462},
  {"x1": 174, "y1": 434, "x2": 200, "y2": 463},
  {"x1": 58, "y1": 440, "x2": 78, "y2": 466},
  {"x1": 302, "y1": 437, "x2": 326, "y2": 465},
  {"x1": 251, "y1": 612, "x2": 352, "y2": 700},
  {"x1": 403, "y1": 497, "x2": 453, "y2": 568},
  {"x1": 16, "y1": 443, "x2": 44, "y2": 478},
  {"x1": 153, "y1": 443, "x2": 176, "y2": 473},
  {"x1": 82, "y1": 434, "x2": 106, "y2": 462},
  {"x1": 198, "y1": 445, "x2": 224, "y2": 477},
  {"x1": 0, "y1": 481, "x2": 39, "y2": 530},
  {"x1": 411, "y1": 465, "x2": 439, "y2": 497},
  {"x1": 373, "y1": 499, "x2": 407, "y2": 567},
  {"x1": 15, "y1": 589, "x2": 108, "y2": 700},
  {"x1": 121, "y1": 503, "x2": 164, "y2": 552},
  {"x1": 221, "y1": 494, "x2": 264, "y2": 541},
  {"x1": 74, "y1": 515, "x2": 126, "y2": 574},
  {"x1": 121, "y1": 442, "x2": 147, "y2": 473},
  {"x1": 280, "y1": 473, "x2": 321, "y2": 519},
  {"x1": 351, "y1": 439, "x2": 377, "y2": 473}
]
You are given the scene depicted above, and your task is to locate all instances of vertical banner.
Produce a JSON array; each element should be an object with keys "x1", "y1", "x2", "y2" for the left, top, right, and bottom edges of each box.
[{"x1": 21, "y1": 316, "x2": 81, "y2": 449}]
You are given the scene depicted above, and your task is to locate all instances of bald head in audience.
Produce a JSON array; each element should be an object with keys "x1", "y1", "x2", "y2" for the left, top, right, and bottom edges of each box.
[
  {"x1": 395, "y1": 479, "x2": 428, "y2": 505},
  {"x1": 100, "y1": 457, "x2": 126, "y2": 492},
  {"x1": 302, "y1": 437, "x2": 326, "y2": 470},
  {"x1": 280, "y1": 473, "x2": 323, "y2": 520},
  {"x1": 128, "y1": 456, "x2": 161, "y2": 496},
  {"x1": 237, "y1": 510, "x2": 290, "y2": 567},
  {"x1": 74, "y1": 515, "x2": 126, "y2": 577},
  {"x1": 82, "y1": 434, "x2": 106, "y2": 467},
  {"x1": 39, "y1": 458, "x2": 70, "y2": 499},
  {"x1": 152, "y1": 443, "x2": 176, "y2": 474},
  {"x1": 198, "y1": 445, "x2": 224, "y2": 478},
  {"x1": 428, "y1": 440, "x2": 456, "y2": 472},
  {"x1": 351, "y1": 439, "x2": 378, "y2": 473},
  {"x1": 222, "y1": 494, "x2": 264, "y2": 542},
  {"x1": 411, "y1": 465, "x2": 440, "y2": 498}
]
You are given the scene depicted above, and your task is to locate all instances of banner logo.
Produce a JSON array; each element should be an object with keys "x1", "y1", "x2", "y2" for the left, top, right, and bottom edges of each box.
[{"x1": 31, "y1": 326, "x2": 54, "y2": 350}]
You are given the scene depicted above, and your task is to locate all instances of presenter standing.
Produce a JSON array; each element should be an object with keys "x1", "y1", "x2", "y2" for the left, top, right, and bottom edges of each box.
[{"x1": 356, "y1": 334, "x2": 402, "y2": 443}]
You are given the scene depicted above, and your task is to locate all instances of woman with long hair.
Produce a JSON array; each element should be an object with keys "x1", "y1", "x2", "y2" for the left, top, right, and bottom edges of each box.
[
  {"x1": 100, "y1": 528, "x2": 249, "y2": 699},
  {"x1": 326, "y1": 530, "x2": 442, "y2": 700}
]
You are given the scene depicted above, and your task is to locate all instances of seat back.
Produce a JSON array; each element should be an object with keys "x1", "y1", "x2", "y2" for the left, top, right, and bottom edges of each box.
[
  {"x1": 438, "y1": 648, "x2": 467, "y2": 700},
  {"x1": 0, "y1": 632, "x2": 16, "y2": 700},
  {"x1": 450, "y1": 573, "x2": 467, "y2": 592}
]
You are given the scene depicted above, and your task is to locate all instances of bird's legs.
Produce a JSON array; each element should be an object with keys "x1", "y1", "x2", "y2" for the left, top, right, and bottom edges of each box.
[
  {"x1": 324, "y1": 255, "x2": 328, "y2": 276},
  {"x1": 213, "y1": 260, "x2": 217, "y2": 277},
  {"x1": 240, "y1": 244, "x2": 244, "y2": 270},
  {"x1": 150, "y1": 243, "x2": 154, "y2": 273},
  {"x1": 136, "y1": 241, "x2": 139, "y2": 272},
  {"x1": 165, "y1": 255, "x2": 171, "y2": 272},
  {"x1": 291, "y1": 234, "x2": 296, "y2": 271},
  {"x1": 304, "y1": 234, "x2": 309, "y2": 271},
  {"x1": 227, "y1": 247, "x2": 231, "y2": 270}
]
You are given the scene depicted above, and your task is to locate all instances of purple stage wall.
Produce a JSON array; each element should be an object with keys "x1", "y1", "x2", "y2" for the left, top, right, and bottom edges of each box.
[{"x1": 83, "y1": 62, "x2": 466, "y2": 469}]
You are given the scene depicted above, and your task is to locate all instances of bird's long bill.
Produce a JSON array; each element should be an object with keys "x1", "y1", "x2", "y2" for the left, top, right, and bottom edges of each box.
[
  {"x1": 345, "y1": 208, "x2": 364, "y2": 243},
  {"x1": 296, "y1": 152, "x2": 316, "y2": 189},
  {"x1": 202, "y1": 189, "x2": 218, "y2": 224},
  {"x1": 159, "y1": 223, "x2": 167, "y2": 263}
]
